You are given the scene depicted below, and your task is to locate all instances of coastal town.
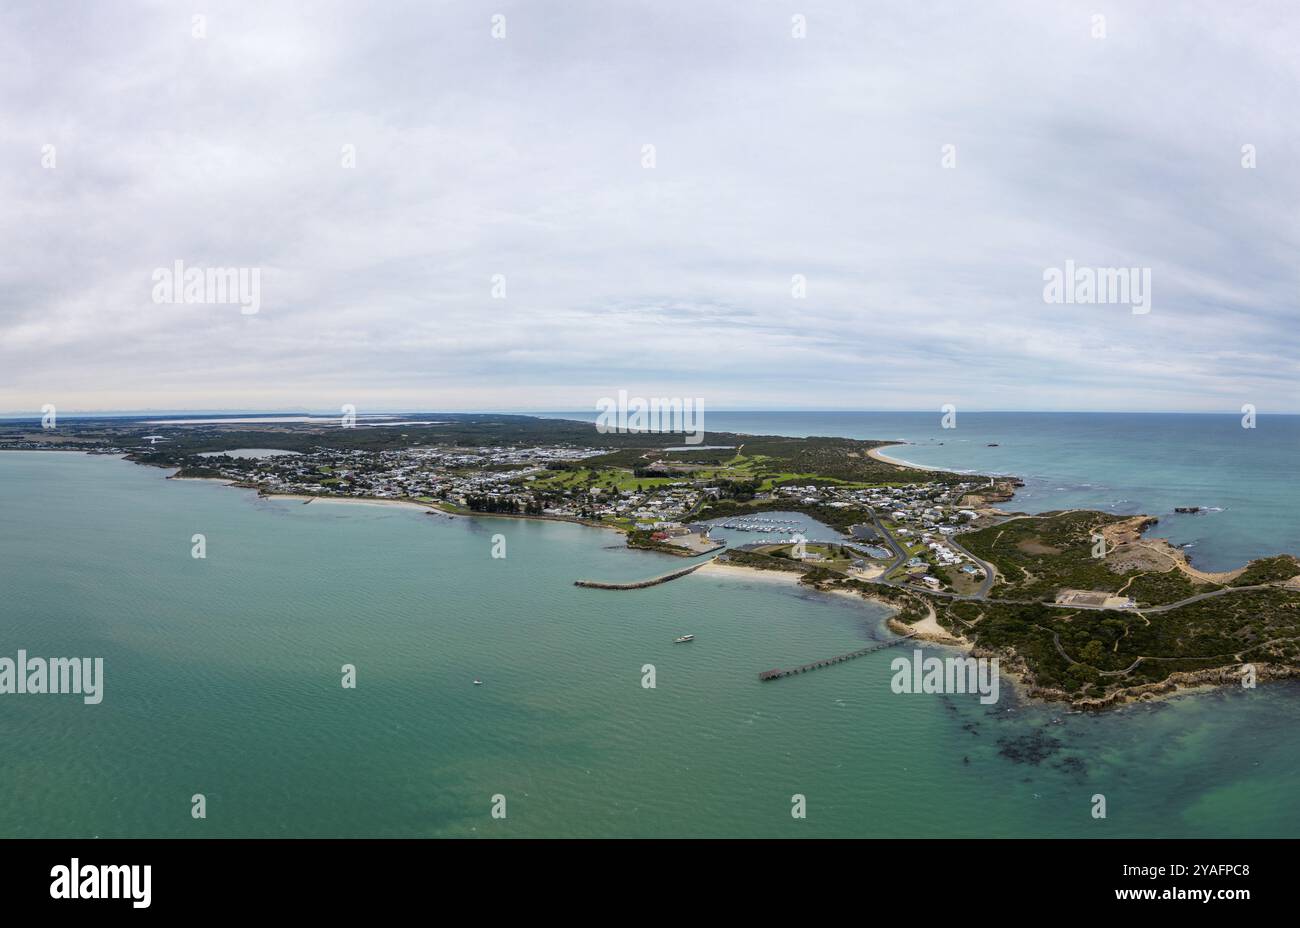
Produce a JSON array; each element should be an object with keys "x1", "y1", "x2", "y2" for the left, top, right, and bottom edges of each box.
[
  {"x1": 124, "y1": 439, "x2": 1002, "y2": 592},
  {"x1": 8, "y1": 412, "x2": 1300, "y2": 712},
  {"x1": 153, "y1": 433, "x2": 1300, "y2": 708},
  {"x1": 3, "y1": 415, "x2": 1001, "y2": 593}
]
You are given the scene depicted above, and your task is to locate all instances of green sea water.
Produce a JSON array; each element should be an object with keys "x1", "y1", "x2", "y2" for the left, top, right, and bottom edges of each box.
[{"x1": 2, "y1": 450, "x2": 1299, "y2": 838}]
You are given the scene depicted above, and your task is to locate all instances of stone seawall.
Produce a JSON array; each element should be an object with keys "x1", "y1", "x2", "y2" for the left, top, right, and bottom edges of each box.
[{"x1": 574, "y1": 563, "x2": 706, "y2": 590}]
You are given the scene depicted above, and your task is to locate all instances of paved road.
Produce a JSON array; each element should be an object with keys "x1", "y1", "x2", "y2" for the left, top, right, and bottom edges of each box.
[
  {"x1": 847, "y1": 544, "x2": 1276, "y2": 617},
  {"x1": 867, "y1": 507, "x2": 908, "y2": 577},
  {"x1": 725, "y1": 507, "x2": 1281, "y2": 620},
  {"x1": 1137, "y1": 583, "x2": 1269, "y2": 613},
  {"x1": 1034, "y1": 583, "x2": 1272, "y2": 614},
  {"x1": 869, "y1": 516, "x2": 996, "y2": 600},
  {"x1": 945, "y1": 534, "x2": 997, "y2": 599}
]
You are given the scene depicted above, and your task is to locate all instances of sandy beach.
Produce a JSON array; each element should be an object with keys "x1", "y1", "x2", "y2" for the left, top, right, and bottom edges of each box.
[
  {"x1": 172, "y1": 475, "x2": 632, "y2": 535},
  {"x1": 704, "y1": 559, "x2": 964, "y2": 646},
  {"x1": 263, "y1": 494, "x2": 438, "y2": 512},
  {"x1": 696, "y1": 559, "x2": 805, "y2": 585},
  {"x1": 818, "y1": 586, "x2": 965, "y2": 643},
  {"x1": 866, "y1": 443, "x2": 946, "y2": 472}
]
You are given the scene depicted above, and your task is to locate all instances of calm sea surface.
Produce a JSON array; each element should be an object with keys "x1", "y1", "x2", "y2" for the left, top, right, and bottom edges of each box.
[{"x1": 2, "y1": 419, "x2": 1299, "y2": 837}]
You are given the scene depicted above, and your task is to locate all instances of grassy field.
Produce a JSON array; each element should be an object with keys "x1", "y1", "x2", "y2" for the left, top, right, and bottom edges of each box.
[
  {"x1": 526, "y1": 446, "x2": 931, "y2": 499},
  {"x1": 959, "y1": 511, "x2": 1207, "y2": 607},
  {"x1": 527, "y1": 468, "x2": 681, "y2": 491}
]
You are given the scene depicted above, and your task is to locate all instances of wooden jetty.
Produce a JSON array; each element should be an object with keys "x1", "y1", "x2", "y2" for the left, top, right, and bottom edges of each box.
[{"x1": 758, "y1": 633, "x2": 917, "y2": 681}]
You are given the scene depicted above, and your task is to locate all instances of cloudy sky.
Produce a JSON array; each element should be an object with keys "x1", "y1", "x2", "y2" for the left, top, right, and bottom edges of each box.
[{"x1": 3, "y1": 0, "x2": 1298, "y2": 414}]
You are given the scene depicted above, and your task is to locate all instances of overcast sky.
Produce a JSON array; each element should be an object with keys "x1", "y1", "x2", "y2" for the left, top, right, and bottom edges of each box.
[{"x1": 3, "y1": 0, "x2": 1298, "y2": 414}]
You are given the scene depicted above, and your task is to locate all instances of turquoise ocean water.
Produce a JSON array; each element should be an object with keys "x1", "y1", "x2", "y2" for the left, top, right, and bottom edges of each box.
[{"x1": 2, "y1": 411, "x2": 1299, "y2": 837}]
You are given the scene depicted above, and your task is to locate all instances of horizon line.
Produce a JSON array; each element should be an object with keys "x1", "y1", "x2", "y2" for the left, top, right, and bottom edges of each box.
[{"x1": 0, "y1": 408, "x2": 1289, "y2": 419}]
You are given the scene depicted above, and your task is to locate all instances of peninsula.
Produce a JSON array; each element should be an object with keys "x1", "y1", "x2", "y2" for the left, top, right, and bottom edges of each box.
[{"x1": 6, "y1": 413, "x2": 1298, "y2": 710}]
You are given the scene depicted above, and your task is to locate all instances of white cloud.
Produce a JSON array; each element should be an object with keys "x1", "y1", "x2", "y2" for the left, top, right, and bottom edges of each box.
[{"x1": 2, "y1": 0, "x2": 1298, "y2": 413}]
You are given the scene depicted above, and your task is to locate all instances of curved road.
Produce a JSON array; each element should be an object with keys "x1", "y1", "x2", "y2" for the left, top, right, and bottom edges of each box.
[
  {"x1": 944, "y1": 534, "x2": 997, "y2": 599},
  {"x1": 869, "y1": 516, "x2": 996, "y2": 599},
  {"x1": 857, "y1": 517, "x2": 1280, "y2": 617},
  {"x1": 867, "y1": 507, "x2": 908, "y2": 577}
]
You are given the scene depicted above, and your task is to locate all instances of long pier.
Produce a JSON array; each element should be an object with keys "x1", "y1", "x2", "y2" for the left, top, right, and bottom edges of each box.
[
  {"x1": 758, "y1": 633, "x2": 917, "y2": 681},
  {"x1": 574, "y1": 562, "x2": 706, "y2": 590}
]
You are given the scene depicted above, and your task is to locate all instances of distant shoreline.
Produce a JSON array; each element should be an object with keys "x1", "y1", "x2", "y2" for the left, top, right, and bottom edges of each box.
[
  {"x1": 865, "y1": 442, "x2": 947, "y2": 473},
  {"x1": 265, "y1": 493, "x2": 437, "y2": 511}
]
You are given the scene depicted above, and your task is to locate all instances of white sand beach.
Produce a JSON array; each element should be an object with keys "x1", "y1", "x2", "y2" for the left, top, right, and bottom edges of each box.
[
  {"x1": 866, "y1": 443, "x2": 946, "y2": 472},
  {"x1": 264, "y1": 494, "x2": 438, "y2": 512},
  {"x1": 696, "y1": 559, "x2": 805, "y2": 585}
]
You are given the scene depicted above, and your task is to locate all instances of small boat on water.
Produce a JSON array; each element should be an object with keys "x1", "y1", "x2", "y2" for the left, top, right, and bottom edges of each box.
[
  {"x1": 473, "y1": 679, "x2": 483, "y2": 685},
  {"x1": 673, "y1": 635, "x2": 695, "y2": 643}
]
